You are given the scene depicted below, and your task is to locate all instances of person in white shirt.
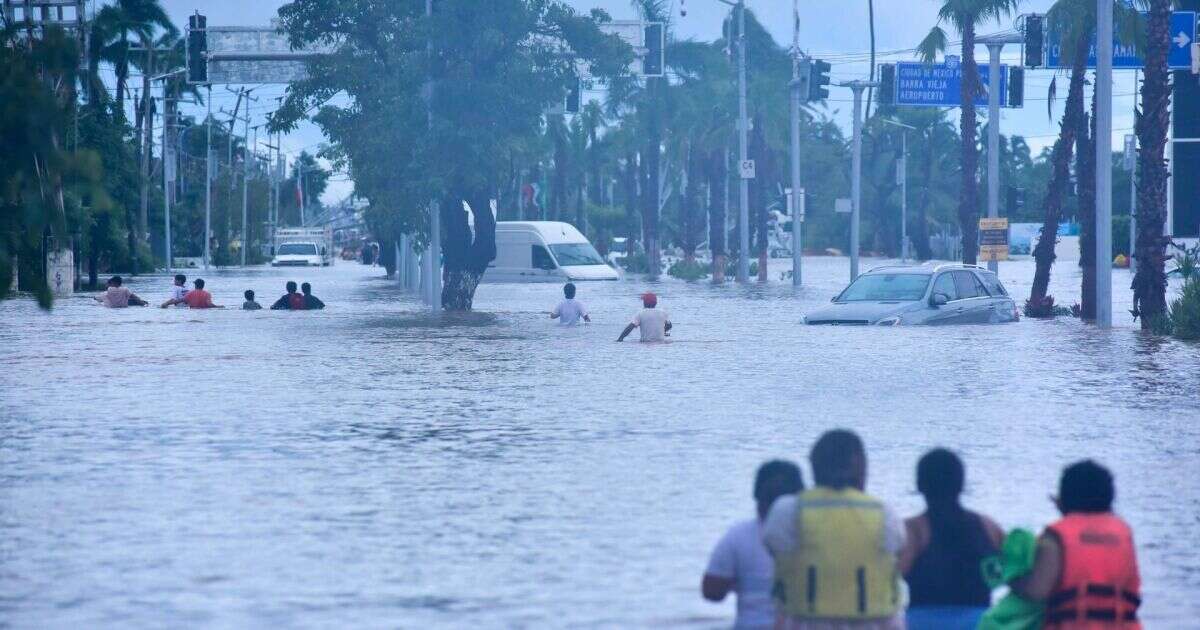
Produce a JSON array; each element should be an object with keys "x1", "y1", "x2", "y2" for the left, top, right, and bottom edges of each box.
[
  {"x1": 160, "y1": 273, "x2": 188, "y2": 308},
  {"x1": 617, "y1": 292, "x2": 671, "y2": 342},
  {"x1": 703, "y1": 460, "x2": 805, "y2": 630},
  {"x1": 550, "y1": 282, "x2": 590, "y2": 325}
]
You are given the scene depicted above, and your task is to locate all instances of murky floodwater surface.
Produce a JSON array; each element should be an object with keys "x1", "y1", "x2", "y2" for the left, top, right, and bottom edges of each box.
[{"x1": 1, "y1": 258, "x2": 1198, "y2": 628}]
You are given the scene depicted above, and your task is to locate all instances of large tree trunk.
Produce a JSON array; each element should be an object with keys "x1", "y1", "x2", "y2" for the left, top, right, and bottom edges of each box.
[
  {"x1": 959, "y1": 24, "x2": 981, "y2": 265},
  {"x1": 709, "y1": 147, "x2": 728, "y2": 282},
  {"x1": 440, "y1": 189, "x2": 497, "y2": 311},
  {"x1": 1029, "y1": 35, "x2": 1089, "y2": 312},
  {"x1": 1078, "y1": 82, "x2": 1098, "y2": 321},
  {"x1": 1133, "y1": 0, "x2": 1172, "y2": 327},
  {"x1": 680, "y1": 143, "x2": 702, "y2": 260}
]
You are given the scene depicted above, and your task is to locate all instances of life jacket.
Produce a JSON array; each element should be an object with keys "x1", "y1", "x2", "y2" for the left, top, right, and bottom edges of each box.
[
  {"x1": 773, "y1": 486, "x2": 899, "y2": 620},
  {"x1": 288, "y1": 292, "x2": 306, "y2": 310},
  {"x1": 1045, "y1": 513, "x2": 1141, "y2": 629}
]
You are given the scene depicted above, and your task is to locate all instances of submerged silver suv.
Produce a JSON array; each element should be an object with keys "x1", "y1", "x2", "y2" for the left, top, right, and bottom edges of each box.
[{"x1": 804, "y1": 264, "x2": 1020, "y2": 326}]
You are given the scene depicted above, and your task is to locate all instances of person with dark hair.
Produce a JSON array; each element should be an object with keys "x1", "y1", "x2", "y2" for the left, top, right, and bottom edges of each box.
[
  {"x1": 300, "y1": 282, "x2": 325, "y2": 310},
  {"x1": 550, "y1": 282, "x2": 589, "y2": 325},
  {"x1": 270, "y1": 281, "x2": 304, "y2": 310},
  {"x1": 1014, "y1": 460, "x2": 1141, "y2": 628},
  {"x1": 763, "y1": 429, "x2": 906, "y2": 630},
  {"x1": 181, "y1": 278, "x2": 221, "y2": 308},
  {"x1": 617, "y1": 292, "x2": 671, "y2": 341},
  {"x1": 160, "y1": 273, "x2": 188, "y2": 308},
  {"x1": 242, "y1": 290, "x2": 262, "y2": 310},
  {"x1": 702, "y1": 460, "x2": 804, "y2": 630},
  {"x1": 95, "y1": 275, "x2": 145, "y2": 308},
  {"x1": 898, "y1": 448, "x2": 1004, "y2": 629}
]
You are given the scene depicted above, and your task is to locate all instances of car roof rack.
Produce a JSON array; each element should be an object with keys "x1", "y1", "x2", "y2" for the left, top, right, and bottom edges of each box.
[{"x1": 932, "y1": 263, "x2": 989, "y2": 272}]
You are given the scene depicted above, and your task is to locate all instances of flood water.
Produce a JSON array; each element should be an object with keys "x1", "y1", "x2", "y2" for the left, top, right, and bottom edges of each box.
[{"x1": 1, "y1": 256, "x2": 1198, "y2": 628}]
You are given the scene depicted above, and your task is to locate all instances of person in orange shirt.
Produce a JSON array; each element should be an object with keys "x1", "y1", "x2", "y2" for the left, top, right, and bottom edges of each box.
[
  {"x1": 1014, "y1": 460, "x2": 1142, "y2": 629},
  {"x1": 180, "y1": 278, "x2": 223, "y2": 309}
]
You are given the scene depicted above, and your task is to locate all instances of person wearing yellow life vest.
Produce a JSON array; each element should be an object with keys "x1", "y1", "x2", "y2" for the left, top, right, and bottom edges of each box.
[
  {"x1": 762, "y1": 430, "x2": 906, "y2": 630},
  {"x1": 1014, "y1": 460, "x2": 1142, "y2": 629}
]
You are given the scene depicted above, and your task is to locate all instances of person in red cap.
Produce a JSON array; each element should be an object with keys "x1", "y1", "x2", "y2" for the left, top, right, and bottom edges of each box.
[{"x1": 617, "y1": 292, "x2": 672, "y2": 342}]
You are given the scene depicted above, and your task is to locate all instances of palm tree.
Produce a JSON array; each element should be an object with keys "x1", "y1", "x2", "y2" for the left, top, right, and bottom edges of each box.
[
  {"x1": 918, "y1": 0, "x2": 1021, "y2": 265},
  {"x1": 1132, "y1": 0, "x2": 1172, "y2": 328},
  {"x1": 91, "y1": 0, "x2": 175, "y2": 122}
]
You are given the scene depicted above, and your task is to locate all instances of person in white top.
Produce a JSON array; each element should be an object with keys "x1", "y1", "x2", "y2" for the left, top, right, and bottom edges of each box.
[
  {"x1": 550, "y1": 283, "x2": 590, "y2": 325},
  {"x1": 703, "y1": 460, "x2": 805, "y2": 630},
  {"x1": 617, "y1": 292, "x2": 671, "y2": 342},
  {"x1": 160, "y1": 273, "x2": 188, "y2": 308}
]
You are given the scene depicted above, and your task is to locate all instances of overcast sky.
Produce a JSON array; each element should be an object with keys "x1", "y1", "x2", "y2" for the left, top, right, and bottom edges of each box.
[{"x1": 151, "y1": 0, "x2": 1140, "y2": 203}]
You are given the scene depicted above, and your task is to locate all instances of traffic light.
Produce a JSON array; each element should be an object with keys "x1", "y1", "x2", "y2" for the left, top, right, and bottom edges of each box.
[
  {"x1": 878, "y1": 64, "x2": 895, "y2": 106},
  {"x1": 795, "y1": 58, "x2": 811, "y2": 103},
  {"x1": 1024, "y1": 14, "x2": 1044, "y2": 68},
  {"x1": 1007, "y1": 186, "x2": 1026, "y2": 214},
  {"x1": 187, "y1": 13, "x2": 207, "y2": 84},
  {"x1": 565, "y1": 77, "x2": 581, "y2": 114},
  {"x1": 1008, "y1": 67, "x2": 1025, "y2": 108},
  {"x1": 808, "y1": 58, "x2": 831, "y2": 102},
  {"x1": 643, "y1": 22, "x2": 664, "y2": 77}
]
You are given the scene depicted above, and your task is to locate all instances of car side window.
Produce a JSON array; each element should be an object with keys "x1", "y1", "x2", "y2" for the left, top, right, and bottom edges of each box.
[
  {"x1": 532, "y1": 245, "x2": 556, "y2": 270},
  {"x1": 932, "y1": 273, "x2": 957, "y2": 301},
  {"x1": 953, "y1": 271, "x2": 985, "y2": 299},
  {"x1": 979, "y1": 273, "x2": 1008, "y2": 296}
]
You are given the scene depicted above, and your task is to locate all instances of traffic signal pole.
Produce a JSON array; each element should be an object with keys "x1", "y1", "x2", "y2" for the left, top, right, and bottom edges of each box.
[
  {"x1": 986, "y1": 42, "x2": 1002, "y2": 275},
  {"x1": 789, "y1": 0, "x2": 803, "y2": 287},
  {"x1": 836, "y1": 80, "x2": 877, "y2": 281},
  {"x1": 735, "y1": 0, "x2": 749, "y2": 283},
  {"x1": 1095, "y1": 0, "x2": 1113, "y2": 328}
]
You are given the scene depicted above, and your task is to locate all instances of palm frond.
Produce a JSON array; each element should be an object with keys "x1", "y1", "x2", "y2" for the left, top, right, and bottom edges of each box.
[{"x1": 917, "y1": 26, "x2": 948, "y2": 64}]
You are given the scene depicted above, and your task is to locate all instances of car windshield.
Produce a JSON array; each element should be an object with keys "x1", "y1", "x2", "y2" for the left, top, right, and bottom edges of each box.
[
  {"x1": 278, "y1": 243, "x2": 317, "y2": 256},
  {"x1": 550, "y1": 243, "x2": 605, "y2": 266},
  {"x1": 837, "y1": 273, "x2": 931, "y2": 302}
]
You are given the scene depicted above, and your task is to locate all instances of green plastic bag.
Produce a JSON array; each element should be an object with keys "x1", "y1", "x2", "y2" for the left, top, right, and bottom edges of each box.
[{"x1": 977, "y1": 528, "x2": 1044, "y2": 630}]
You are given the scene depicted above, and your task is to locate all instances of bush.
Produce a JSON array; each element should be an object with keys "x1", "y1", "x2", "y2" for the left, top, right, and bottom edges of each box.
[
  {"x1": 1169, "y1": 273, "x2": 1200, "y2": 341},
  {"x1": 667, "y1": 257, "x2": 708, "y2": 281},
  {"x1": 724, "y1": 258, "x2": 758, "y2": 278},
  {"x1": 1024, "y1": 295, "x2": 1073, "y2": 318},
  {"x1": 620, "y1": 251, "x2": 649, "y2": 273}
]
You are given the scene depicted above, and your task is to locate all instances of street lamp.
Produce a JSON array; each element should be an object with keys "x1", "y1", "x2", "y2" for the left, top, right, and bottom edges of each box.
[
  {"x1": 880, "y1": 117, "x2": 916, "y2": 262},
  {"x1": 835, "y1": 79, "x2": 878, "y2": 281}
]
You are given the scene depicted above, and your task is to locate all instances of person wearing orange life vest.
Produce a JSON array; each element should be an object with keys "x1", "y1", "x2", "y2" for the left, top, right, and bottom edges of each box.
[{"x1": 1014, "y1": 460, "x2": 1141, "y2": 629}]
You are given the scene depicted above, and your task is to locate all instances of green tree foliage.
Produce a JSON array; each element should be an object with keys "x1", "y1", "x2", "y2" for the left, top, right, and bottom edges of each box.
[
  {"x1": 272, "y1": 0, "x2": 632, "y2": 310},
  {"x1": 0, "y1": 26, "x2": 109, "y2": 305}
]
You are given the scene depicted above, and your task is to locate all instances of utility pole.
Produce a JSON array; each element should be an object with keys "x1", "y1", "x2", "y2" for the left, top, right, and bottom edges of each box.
[
  {"x1": 424, "y1": 0, "x2": 441, "y2": 310},
  {"x1": 735, "y1": 0, "x2": 750, "y2": 283},
  {"x1": 978, "y1": 34, "x2": 1021, "y2": 274},
  {"x1": 1095, "y1": 0, "x2": 1114, "y2": 328},
  {"x1": 837, "y1": 80, "x2": 877, "y2": 281},
  {"x1": 789, "y1": 0, "x2": 803, "y2": 286},
  {"x1": 241, "y1": 113, "x2": 251, "y2": 267},
  {"x1": 205, "y1": 85, "x2": 212, "y2": 270}
]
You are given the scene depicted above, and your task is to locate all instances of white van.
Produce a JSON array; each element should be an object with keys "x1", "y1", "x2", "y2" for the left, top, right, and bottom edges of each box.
[{"x1": 484, "y1": 221, "x2": 619, "y2": 282}]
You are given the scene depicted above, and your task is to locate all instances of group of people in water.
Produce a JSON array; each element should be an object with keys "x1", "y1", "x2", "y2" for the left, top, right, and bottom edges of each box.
[
  {"x1": 701, "y1": 429, "x2": 1141, "y2": 630},
  {"x1": 550, "y1": 282, "x2": 673, "y2": 342},
  {"x1": 93, "y1": 274, "x2": 325, "y2": 311}
]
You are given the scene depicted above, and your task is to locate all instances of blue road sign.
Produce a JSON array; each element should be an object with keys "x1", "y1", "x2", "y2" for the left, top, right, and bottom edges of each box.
[
  {"x1": 1046, "y1": 11, "x2": 1196, "y2": 69},
  {"x1": 895, "y1": 60, "x2": 1007, "y2": 108}
]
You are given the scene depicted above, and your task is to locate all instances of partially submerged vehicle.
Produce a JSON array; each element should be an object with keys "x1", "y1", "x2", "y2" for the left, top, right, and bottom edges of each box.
[
  {"x1": 804, "y1": 263, "x2": 1019, "y2": 326},
  {"x1": 484, "y1": 221, "x2": 618, "y2": 282}
]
